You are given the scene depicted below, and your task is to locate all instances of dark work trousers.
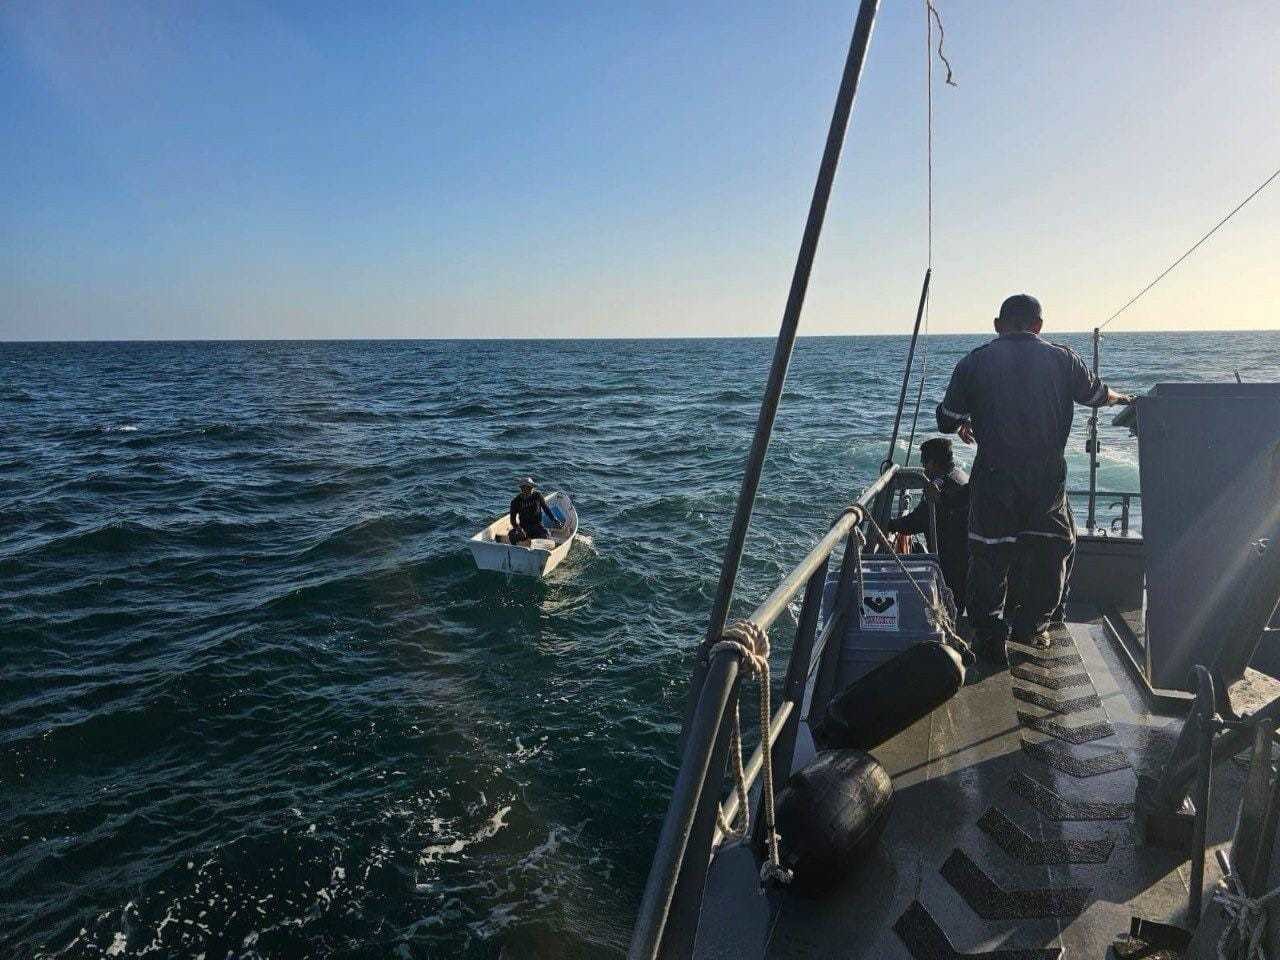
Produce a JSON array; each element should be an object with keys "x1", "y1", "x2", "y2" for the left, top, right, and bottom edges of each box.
[
  {"x1": 1010, "y1": 533, "x2": 1075, "y2": 624},
  {"x1": 965, "y1": 454, "x2": 1075, "y2": 656}
]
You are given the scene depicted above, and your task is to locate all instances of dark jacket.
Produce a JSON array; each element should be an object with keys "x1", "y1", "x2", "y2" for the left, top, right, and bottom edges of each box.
[
  {"x1": 510, "y1": 491, "x2": 552, "y2": 531},
  {"x1": 885, "y1": 466, "x2": 970, "y2": 608},
  {"x1": 936, "y1": 332, "x2": 1110, "y2": 468}
]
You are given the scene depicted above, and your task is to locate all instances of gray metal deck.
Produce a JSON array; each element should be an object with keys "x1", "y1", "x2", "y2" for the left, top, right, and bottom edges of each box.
[{"x1": 764, "y1": 614, "x2": 1252, "y2": 959}]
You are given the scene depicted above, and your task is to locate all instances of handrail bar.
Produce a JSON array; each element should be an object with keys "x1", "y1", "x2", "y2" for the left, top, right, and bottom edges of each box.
[
  {"x1": 1067, "y1": 488, "x2": 1140, "y2": 498},
  {"x1": 745, "y1": 465, "x2": 895, "y2": 634}
]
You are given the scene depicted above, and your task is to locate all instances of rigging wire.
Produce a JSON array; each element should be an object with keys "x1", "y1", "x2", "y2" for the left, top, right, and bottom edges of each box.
[
  {"x1": 1100, "y1": 164, "x2": 1280, "y2": 330},
  {"x1": 905, "y1": 0, "x2": 949, "y2": 464}
]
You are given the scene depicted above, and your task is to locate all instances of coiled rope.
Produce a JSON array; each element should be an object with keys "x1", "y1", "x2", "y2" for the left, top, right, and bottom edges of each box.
[
  {"x1": 710, "y1": 620, "x2": 793, "y2": 886},
  {"x1": 1214, "y1": 873, "x2": 1280, "y2": 960}
]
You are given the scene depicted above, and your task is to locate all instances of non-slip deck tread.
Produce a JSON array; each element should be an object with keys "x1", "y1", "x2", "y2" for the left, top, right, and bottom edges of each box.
[
  {"x1": 940, "y1": 848, "x2": 1090, "y2": 919},
  {"x1": 1009, "y1": 666, "x2": 1092, "y2": 691},
  {"x1": 1011, "y1": 687, "x2": 1102, "y2": 715},
  {"x1": 893, "y1": 900, "x2": 1062, "y2": 960},
  {"x1": 1021, "y1": 738, "x2": 1131, "y2": 777},
  {"x1": 1009, "y1": 649, "x2": 1084, "y2": 669},
  {"x1": 978, "y1": 807, "x2": 1115, "y2": 865},
  {"x1": 1016, "y1": 712, "x2": 1115, "y2": 744},
  {"x1": 1007, "y1": 773, "x2": 1133, "y2": 821}
]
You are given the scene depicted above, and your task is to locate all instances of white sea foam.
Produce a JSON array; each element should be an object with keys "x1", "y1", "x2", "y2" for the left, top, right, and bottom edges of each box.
[{"x1": 420, "y1": 804, "x2": 513, "y2": 865}]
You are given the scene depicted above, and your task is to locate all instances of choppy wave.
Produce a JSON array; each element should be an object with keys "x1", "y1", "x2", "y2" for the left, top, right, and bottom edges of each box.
[{"x1": 1, "y1": 333, "x2": 1273, "y2": 959}]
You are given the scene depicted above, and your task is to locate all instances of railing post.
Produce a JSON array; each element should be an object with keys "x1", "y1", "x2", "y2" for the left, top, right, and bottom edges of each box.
[
  {"x1": 1121, "y1": 495, "x2": 1131, "y2": 537},
  {"x1": 1188, "y1": 666, "x2": 1216, "y2": 924},
  {"x1": 810, "y1": 526, "x2": 863, "y2": 728}
]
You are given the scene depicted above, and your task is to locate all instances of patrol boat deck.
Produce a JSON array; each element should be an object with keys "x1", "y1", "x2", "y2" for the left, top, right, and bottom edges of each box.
[
  {"x1": 631, "y1": 441, "x2": 1280, "y2": 959},
  {"x1": 763, "y1": 616, "x2": 1270, "y2": 960}
]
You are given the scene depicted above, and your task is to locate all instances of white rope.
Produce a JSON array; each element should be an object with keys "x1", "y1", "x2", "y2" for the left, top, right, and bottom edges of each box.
[
  {"x1": 710, "y1": 620, "x2": 793, "y2": 886},
  {"x1": 1214, "y1": 873, "x2": 1280, "y2": 960}
]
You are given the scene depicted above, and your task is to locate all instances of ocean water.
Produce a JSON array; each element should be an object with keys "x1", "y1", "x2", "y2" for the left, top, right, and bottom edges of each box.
[{"x1": 2, "y1": 332, "x2": 1276, "y2": 959}]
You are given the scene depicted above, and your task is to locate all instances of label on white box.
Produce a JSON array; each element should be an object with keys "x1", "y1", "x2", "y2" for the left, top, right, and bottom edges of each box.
[{"x1": 860, "y1": 589, "x2": 899, "y2": 631}]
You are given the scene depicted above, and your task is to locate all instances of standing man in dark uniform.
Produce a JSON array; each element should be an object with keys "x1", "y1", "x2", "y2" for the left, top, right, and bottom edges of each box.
[
  {"x1": 936, "y1": 294, "x2": 1130, "y2": 661},
  {"x1": 883, "y1": 437, "x2": 970, "y2": 613}
]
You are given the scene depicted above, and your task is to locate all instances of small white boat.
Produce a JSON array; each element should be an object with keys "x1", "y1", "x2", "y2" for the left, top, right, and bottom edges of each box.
[{"x1": 467, "y1": 491, "x2": 578, "y2": 578}]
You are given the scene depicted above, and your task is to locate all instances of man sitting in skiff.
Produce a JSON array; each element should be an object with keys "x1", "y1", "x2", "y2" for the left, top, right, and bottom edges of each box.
[
  {"x1": 508, "y1": 477, "x2": 558, "y2": 546},
  {"x1": 882, "y1": 437, "x2": 970, "y2": 613}
]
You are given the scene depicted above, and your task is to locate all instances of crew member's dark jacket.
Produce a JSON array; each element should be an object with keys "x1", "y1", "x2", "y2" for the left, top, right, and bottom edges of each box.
[
  {"x1": 510, "y1": 491, "x2": 553, "y2": 532},
  {"x1": 885, "y1": 466, "x2": 970, "y2": 609},
  {"x1": 935, "y1": 332, "x2": 1109, "y2": 469}
]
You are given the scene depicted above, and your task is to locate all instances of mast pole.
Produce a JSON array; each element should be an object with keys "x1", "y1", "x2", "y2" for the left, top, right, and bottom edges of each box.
[
  {"x1": 885, "y1": 267, "x2": 932, "y2": 471},
  {"x1": 679, "y1": 0, "x2": 882, "y2": 744}
]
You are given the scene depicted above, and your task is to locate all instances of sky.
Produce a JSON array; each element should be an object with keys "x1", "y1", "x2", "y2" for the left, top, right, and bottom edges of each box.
[{"x1": 1, "y1": 0, "x2": 1277, "y2": 341}]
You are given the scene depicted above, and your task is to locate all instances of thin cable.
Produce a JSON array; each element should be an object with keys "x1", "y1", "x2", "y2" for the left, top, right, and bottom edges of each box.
[
  {"x1": 906, "y1": 0, "x2": 937, "y2": 464},
  {"x1": 1101, "y1": 165, "x2": 1280, "y2": 329}
]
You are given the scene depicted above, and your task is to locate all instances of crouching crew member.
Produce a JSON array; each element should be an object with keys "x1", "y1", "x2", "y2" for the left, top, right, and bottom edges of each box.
[
  {"x1": 936, "y1": 294, "x2": 1130, "y2": 661},
  {"x1": 884, "y1": 437, "x2": 970, "y2": 613}
]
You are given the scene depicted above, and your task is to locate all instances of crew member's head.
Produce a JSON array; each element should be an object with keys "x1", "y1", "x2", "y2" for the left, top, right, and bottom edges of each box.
[
  {"x1": 519, "y1": 476, "x2": 536, "y2": 494},
  {"x1": 995, "y1": 293, "x2": 1043, "y2": 335},
  {"x1": 919, "y1": 437, "x2": 954, "y2": 479}
]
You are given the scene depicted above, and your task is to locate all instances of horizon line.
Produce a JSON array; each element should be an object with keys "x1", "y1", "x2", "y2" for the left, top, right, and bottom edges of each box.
[{"x1": 2, "y1": 326, "x2": 1273, "y2": 346}]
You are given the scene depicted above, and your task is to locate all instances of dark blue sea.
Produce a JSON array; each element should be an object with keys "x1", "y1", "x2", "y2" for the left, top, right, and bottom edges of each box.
[{"x1": 3, "y1": 333, "x2": 1276, "y2": 959}]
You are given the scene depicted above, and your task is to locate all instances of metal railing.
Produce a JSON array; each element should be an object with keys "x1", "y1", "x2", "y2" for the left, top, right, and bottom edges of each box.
[
  {"x1": 627, "y1": 465, "x2": 896, "y2": 960},
  {"x1": 1068, "y1": 488, "x2": 1141, "y2": 537}
]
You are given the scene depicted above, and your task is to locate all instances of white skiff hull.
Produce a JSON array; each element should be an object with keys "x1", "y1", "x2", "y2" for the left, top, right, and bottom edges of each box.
[{"x1": 467, "y1": 491, "x2": 578, "y2": 578}]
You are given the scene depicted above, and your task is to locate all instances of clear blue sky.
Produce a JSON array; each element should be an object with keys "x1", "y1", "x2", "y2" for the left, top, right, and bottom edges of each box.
[{"x1": 2, "y1": 1, "x2": 1276, "y2": 341}]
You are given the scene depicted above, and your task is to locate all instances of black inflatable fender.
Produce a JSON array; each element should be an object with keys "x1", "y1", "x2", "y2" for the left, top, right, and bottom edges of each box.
[
  {"x1": 814, "y1": 640, "x2": 966, "y2": 751},
  {"x1": 775, "y1": 749, "x2": 894, "y2": 897}
]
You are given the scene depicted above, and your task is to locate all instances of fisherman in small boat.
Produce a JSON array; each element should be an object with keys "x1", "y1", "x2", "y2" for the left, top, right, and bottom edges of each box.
[
  {"x1": 882, "y1": 436, "x2": 970, "y2": 613},
  {"x1": 936, "y1": 294, "x2": 1131, "y2": 660},
  {"x1": 508, "y1": 477, "x2": 558, "y2": 546}
]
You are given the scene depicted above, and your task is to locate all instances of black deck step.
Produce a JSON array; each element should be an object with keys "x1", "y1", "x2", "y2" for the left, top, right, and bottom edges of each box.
[
  {"x1": 940, "y1": 848, "x2": 1090, "y2": 919},
  {"x1": 1021, "y1": 738, "x2": 1131, "y2": 778},
  {"x1": 893, "y1": 900, "x2": 1062, "y2": 960},
  {"x1": 978, "y1": 807, "x2": 1115, "y2": 864}
]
